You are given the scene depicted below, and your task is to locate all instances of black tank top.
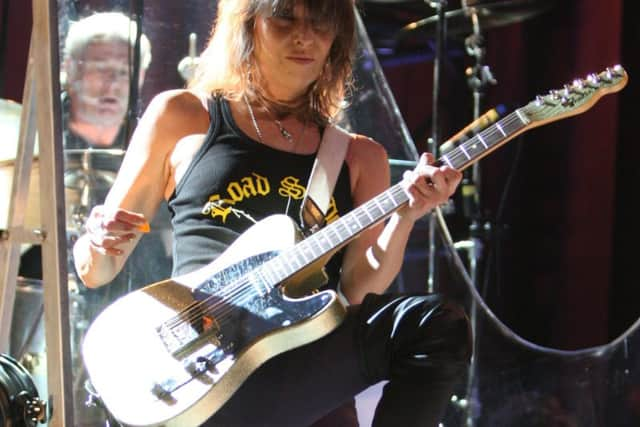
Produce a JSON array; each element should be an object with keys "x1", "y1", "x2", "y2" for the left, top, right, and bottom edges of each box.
[{"x1": 167, "y1": 96, "x2": 353, "y2": 289}]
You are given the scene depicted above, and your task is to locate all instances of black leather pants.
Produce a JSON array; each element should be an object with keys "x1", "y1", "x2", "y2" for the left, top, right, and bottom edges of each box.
[{"x1": 204, "y1": 292, "x2": 472, "y2": 427}]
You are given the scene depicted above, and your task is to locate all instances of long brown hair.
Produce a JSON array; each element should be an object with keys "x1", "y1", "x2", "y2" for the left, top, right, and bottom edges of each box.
[{"x1": 188, "y1": 0, "x2": 356, "y2": 125}]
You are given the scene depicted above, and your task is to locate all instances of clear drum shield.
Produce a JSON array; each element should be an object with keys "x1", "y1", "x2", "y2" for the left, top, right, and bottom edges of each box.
[{"x1": 7, "y1": 1, "x2": 634, "y2": 426}]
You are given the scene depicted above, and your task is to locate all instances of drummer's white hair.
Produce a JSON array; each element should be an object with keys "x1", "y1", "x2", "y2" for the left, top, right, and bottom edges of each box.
[{"x1": 63, "y1": 12, "x2": 152, "y2": 70}]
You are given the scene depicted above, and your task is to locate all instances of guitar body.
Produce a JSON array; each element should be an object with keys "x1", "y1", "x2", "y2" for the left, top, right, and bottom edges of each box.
[{"x1": 83, "y1": 215, "x2": 347, "y2": 427}]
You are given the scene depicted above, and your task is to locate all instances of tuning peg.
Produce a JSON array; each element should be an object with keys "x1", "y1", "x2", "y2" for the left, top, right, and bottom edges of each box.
[
  {"x1": 563, "y1": 84, "x2": 572, "y2": 97},
  {"x1": 586, "y1": 73, "x2": 600, "y2": 88},
  {"x1": 612, "y1": 64, "x2": 624, "y2": 76},
  {"x1": 561, "y1": 96, "x2": 574, "y2": 107},
  {"x1": 549, "y1": 89, "x2": 561, "y2": 100}
]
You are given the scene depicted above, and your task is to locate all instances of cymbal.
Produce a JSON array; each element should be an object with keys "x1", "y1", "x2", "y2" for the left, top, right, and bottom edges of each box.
[
  {"x1": 64, "y1": 148, "x2": 125, "y2": 231},
  {"x1": 0, "y1": 99, "x2": 41, "y2": 233},
  {"x1": 398, "y1": 0, "x2": 555, "y2": 39},
  {"x1": 0, "y1": 99, "x2": 23, "y2": 164}
]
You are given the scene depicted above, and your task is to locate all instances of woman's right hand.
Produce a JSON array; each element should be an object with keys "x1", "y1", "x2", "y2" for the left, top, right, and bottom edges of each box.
[{"x1": 84, "y1": 205, "x2": 149, "y2": 256}]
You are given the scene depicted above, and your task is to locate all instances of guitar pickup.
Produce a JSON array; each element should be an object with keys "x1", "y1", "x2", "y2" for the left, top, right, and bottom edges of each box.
[{"x1": 183, "y1": 348, "x2": 225, "y2": 376}]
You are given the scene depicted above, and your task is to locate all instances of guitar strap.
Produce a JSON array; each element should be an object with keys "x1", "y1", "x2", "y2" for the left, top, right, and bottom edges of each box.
[{"x1": 299, "y1": 124, "x2": 351, "y2": 234}]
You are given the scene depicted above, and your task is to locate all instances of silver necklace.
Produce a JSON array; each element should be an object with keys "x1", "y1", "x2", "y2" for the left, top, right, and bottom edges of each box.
[
  {"x1": 244, "y1": 95, "x2": 264, "y2": 143},
  {"x1": 243, "y1": 95, "x2": 298, "y2": 144}
]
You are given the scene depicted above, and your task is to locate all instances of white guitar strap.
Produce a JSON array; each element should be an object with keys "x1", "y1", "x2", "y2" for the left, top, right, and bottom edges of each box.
[{"x1": 300, "y1": 124, "x2": 351, "y2": 233}]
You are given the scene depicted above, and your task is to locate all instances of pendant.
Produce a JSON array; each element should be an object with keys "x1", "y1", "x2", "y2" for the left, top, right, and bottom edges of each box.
[{"x1": 275, "y1": 120, "x2": 294, "y2": 143}]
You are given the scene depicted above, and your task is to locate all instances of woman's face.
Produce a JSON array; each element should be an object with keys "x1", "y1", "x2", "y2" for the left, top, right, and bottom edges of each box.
[{"x1": 252, "y1": 2, "x2": 336, "y2": 102}]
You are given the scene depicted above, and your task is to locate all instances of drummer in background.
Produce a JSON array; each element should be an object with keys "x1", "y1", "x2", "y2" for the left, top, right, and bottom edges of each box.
[
  {"x1": 19, "y1": 12, "x2": 152, "y2": 279},
  {"x1": 61, "y1": 11, "x2": 152, "y2": 149}
]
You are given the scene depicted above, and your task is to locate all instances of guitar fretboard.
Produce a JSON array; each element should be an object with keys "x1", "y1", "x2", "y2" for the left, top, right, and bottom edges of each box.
[
  {"x1": 437, "y1": 110, "x2": 529, "y2": 170},
  {"x1": 253, "y1": 109, "x2": 530, "y2": 290}
]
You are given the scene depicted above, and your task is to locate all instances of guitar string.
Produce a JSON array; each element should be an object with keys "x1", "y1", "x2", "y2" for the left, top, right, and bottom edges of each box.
[
  {"x1": 161, "y1": 104, "x2": 599, "y2": 345},
  {"x1": 161, "y1": 188, "x2": 416, "y2": 344},
  {"x1": 158, "y1": 115, "x2": 524, "y2": 336},
  {"x1": 161, "y1": 272, "x2": 273, "y2": 331},
  {"x1": 443, "y1": 113, "x2": 524, "y2": 167},
  {"x1": 161, "y1": 237, "x2": 324, "y2": 331},
  {"x1": 157, "y1": 115, "x2": 527, "y2": 337},
  {"x1": 160, "y1": 220, "x2": 345, "y2": 331},
  {"x1": 158, "y1": 195, "x2": 401, "y2": 332},
  {"x1": 156, "y1": 126, "x2": 521, "y2": 334}
]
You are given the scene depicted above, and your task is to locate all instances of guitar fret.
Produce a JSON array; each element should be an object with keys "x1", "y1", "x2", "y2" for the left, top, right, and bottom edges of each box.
[
  {"x1": 463, "y1": 141, "x2": 483, "y2": 160},
  {"x1": 357, "y1": 210, "x2": 373, "y2": 228},
  {"x1": 326, "y1": 225, "x2": 341, "y2": 246},
  {"x1": 315, "y1": 231, "x2": 332, "y2": 251},
  {"x1": 348, "y1": 213, "x2": 362, "y2": 231},
  {"x1": 477, "y1": 134, "x2": 488, "y2": 148},
  {"x1": 290, "y1": 254, "x2": 303, "y2": 270},
  {"x1": 303, "y1": 241, "x2": 317, "y2": 260},
  {"x1": 459, "y1": 144, "x2": 471, "y2": 159},
  {"x1": 369, "y1": 198, "x2": 385, "y2": 218},
  {"x1": 441, "y1": 154, "x2": 454, "y2": 168},
  {"x1": 262, "y1": 263, "x2": 278, "y2": 286},
  {"x1": 496, "y1": 123, "x2": 507, "y2": 137},
  {"x1": 356, "y1": 210, "x2": 369, "y2": 227},
  {"x1": 277, "y1": 256, "x2": 294, "y2": 278},
  {"x1": 362, "y1": 204, "x2": 375, "y2": 222},
  {"x1": 296, "y1": 243, "x2": 311, "y2": 264},
  {"x1": 379, "y1": 193, "x2": 395, "y2": 212},
  {"x1": 308, "y1": 236, "x2": 323, "y2": 257},
  {"x1": 393, "y1": 187, "x2": 408, "y2": 207},
  {"x1": 515, "y1": 109, "x2": 530, "y2": 125},
  {"x1": 251, "y1": 270, "x2": 270, "y2": 295},
  {"x1": 335, "y1": 221, "x2": 350, "y2": 240}
]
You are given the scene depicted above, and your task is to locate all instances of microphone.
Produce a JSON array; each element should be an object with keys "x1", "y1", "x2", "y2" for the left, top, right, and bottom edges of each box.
[
  {"x1": 439, "y1": 104, "x2": 506, "y2": 154},
  {"x1": 178, "y1": 33, "x2": 200, "y2": 83}
]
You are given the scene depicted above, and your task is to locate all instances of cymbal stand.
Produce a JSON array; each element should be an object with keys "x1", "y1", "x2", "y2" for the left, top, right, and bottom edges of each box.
[
  {"x1": 457, "y1": 2, "x2": 497, "y2": 426},
  {"x1": 0, "y1": 0, "x2": 74, "y2": 425},
  {"x1": 425, "y1": 0, "x2": 448, "y2": 293}
]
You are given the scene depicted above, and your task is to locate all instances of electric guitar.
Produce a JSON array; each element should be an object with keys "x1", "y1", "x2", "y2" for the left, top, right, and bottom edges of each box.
[{"x1": 82, "y1": 66, "x2": 628, "y2": 426}]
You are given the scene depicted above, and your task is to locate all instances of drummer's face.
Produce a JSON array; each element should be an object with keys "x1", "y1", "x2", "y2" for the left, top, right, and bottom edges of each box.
[{"x1": 68, "y1": 40, "x2": 132, "y2": 128}]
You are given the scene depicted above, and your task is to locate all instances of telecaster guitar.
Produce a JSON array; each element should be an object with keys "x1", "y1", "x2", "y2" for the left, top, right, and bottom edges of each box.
[{"x1": 83, "y1": 66, "x2": 628, "y2": 426}]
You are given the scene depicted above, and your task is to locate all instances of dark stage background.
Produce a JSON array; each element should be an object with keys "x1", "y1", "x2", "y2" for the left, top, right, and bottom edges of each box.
[{"x1": 1, "y1": 0, "x2": 638, "y2": 352}]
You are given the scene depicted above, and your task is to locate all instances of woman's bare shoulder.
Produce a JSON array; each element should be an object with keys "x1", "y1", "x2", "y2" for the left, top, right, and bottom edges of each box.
[
  {"x1": 146, "y1": 89, "x2": 210, "y2": 126},
  {"x1": 346, "y1": 133, "x2": 389, "y2": 170},
  {"x1": 133, "y1": 89, "x2": 211, "y2": 150},
  {"x1": 344, "y1": 133, "x2": 390, "y2": 201}
]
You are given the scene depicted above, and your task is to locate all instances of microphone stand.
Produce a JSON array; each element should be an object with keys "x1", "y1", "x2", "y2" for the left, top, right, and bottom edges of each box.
[
  {"x1": 125, "y1": 0, "x2": 145, "y2": 147},
  {"x1": 426, "y1": 0, "x2": 447, "y2": 294},
  {"x1": 457, "y1": 2, "x2": 497, "y2": 426}
]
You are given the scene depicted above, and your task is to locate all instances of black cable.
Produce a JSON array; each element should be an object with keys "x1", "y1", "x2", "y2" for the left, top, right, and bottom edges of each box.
[
  {"x1": 124, "y1": 0, "x2": 144, "y2": 147},
  {"x1": 479, "y1": 136, "x2": 525, "y2": 301}
]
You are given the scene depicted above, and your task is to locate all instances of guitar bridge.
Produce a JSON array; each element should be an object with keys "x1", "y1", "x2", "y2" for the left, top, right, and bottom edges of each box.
[
  {"x1": 156, "y1": 312, "x2": 223, "y2": 358},
  {"x1": 150, "y1": 344, "x2": 234, "y2": 400}
]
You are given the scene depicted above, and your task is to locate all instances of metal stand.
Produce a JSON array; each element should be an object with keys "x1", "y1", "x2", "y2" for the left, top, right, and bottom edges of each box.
[
  {"x1": 456, "y1": 2, "x2": 497, "y2": 426},
  {"x1": 0, "y1": 0, "x2": 74, "y2": 425},
  {"x1": 426, "y1": 0, "x2": 447, "y2": 293}
]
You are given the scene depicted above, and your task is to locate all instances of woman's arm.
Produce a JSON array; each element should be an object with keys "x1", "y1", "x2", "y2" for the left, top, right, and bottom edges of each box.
[
  {"x1": 73, "y1": 90, "x2": 210, "y2": 287},
  {"x1": 339, "y1": 137, "x2": 462, "y2": 304}
]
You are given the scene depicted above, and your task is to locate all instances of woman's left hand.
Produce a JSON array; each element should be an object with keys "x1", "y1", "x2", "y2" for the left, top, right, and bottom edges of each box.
[{"x1": 398, "y1": 152, "x2": 462, "y2": 222}]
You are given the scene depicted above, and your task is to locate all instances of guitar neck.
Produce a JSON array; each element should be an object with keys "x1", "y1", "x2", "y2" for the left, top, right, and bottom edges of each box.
[
  {"x1": 254, "y1": 62, "x2": 631, "y2": 288},
  {"x1": 435, "y1": 109, "x2": 530, "y2": 170},
  {"x1": 257, "y1": 110, "x2": 531, "y2": 287}
]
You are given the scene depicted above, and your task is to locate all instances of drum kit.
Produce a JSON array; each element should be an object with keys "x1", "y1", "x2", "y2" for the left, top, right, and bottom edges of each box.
[{"x1": 0, "y1": 98, "x2": 127, "y2": 425}]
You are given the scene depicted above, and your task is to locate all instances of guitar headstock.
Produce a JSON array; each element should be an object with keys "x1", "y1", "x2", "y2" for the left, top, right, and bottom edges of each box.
[{"x1": 521, "y1": 65, "x2": 628, "y2": 126}]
